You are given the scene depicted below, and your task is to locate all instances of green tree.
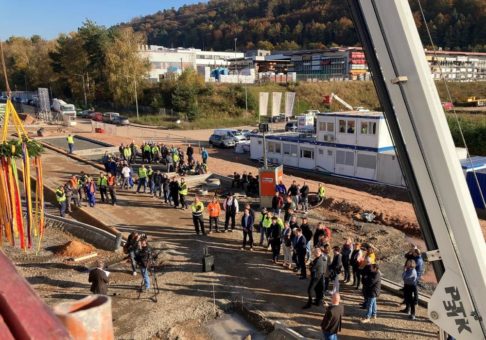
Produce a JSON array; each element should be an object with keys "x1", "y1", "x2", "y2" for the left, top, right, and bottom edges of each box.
[
  {"x1": 105, "y1": 27, "x2": 149, "y2": 106},
  {"x1": 171, "y1": 69, "x2": 203, "y2": 120}
]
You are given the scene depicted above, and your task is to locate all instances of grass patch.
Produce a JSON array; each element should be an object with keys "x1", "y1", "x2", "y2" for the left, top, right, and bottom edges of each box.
[{"x1": 130, "y1": 113, "x2": 258, "y2": 130}]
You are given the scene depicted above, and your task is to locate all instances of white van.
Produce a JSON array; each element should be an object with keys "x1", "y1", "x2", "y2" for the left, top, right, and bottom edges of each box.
[{"x1": 212, "y1": 129, "x2": 246, "y2": 143}]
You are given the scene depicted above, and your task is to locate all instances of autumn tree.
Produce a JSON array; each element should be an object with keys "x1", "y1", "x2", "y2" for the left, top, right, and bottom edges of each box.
[{"x1": 105, "y1": 27, "x2": 150, "y2": 106}]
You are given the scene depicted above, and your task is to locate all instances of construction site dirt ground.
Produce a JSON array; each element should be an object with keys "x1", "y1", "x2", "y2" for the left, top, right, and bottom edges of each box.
[
  {"x1": 8, "y1": 215, "x2": 439, "y2": 340},
  {"x1": 7, "y1": 121, "x2": 485, "y2": 339},
  {"x1": 5, "y1": 145, "x2": 441, "y2": 339}
]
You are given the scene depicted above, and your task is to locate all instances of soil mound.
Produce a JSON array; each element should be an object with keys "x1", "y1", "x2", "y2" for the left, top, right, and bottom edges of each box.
[{"x1": 54, "y1": 240, "x2": 95, "y2": 258}]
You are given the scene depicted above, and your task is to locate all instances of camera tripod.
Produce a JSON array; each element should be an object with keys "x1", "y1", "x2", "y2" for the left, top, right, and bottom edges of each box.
[{"x1": 137, "y1": 257, "x2": 160, "y2": 302}]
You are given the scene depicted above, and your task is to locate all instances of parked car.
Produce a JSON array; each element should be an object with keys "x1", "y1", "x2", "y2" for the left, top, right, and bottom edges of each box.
[
  {"x1": 285, "y1": 120, "x2": 298, "y2": 132},
  {"x1": 112, "y1": 115, "x2": 130, "y2": 126},
  {"x1": 79, "y1": 109, "x2": 94, "y2": 118},
  {"x1": 270, "y1": 114, "x2": 286, "y2": 123},
  {"x1": 90, "y1": 112, "x2": 103, "y2": 122},
  {"x1": 238, "y1": 129, "x2": 252, "y2": 140},
  {"x1": 209, "y1": 134, "x2": 236, "y2": 148},
  {"x1": 102, "y1": 112, "x2": 120, "y2": 124},
  {"x1": 212, "y1": 128, "x2": 247, "y2": 144}
]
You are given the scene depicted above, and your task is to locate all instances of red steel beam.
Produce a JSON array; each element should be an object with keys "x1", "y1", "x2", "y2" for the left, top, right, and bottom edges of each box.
[{"x1": 0, "y1": 251, "x2": 71, "y2": 339}]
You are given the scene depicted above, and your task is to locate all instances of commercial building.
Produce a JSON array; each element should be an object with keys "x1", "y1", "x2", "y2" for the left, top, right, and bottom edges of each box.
[
  {"x1": 140, "y1": 45, "x2": 486, "y2": 83},
  {"x1": 138, "y1": 45, "x2": 244, "y2": 81},
  {"x1": 426, "y1": 50, "x2": 486, "y2": 81}
]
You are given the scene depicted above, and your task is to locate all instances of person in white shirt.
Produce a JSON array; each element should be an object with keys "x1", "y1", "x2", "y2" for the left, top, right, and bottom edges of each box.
[
  {"x1": 223, "y1": 193, "x2": 239, "y2": 232},
  {"x1": 120, "y1": 163, "x2": 131, "y2": 190}
]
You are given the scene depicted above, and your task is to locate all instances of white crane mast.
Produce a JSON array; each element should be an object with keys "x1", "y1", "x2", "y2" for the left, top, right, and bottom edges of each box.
[{"x1": 346, "y1": 1, "x2": 486, "y2": 339}]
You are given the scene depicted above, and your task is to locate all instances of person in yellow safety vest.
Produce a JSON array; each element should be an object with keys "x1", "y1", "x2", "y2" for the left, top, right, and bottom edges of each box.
[
  {"x1": 179, "y1": 178, "x2": 188, "y2": 209},
  {"x1": 137, "y1": 165, "x2": 148, "y2": 193},
  {"x1": 172, "y1": 152, "x2": 180, "y2": 166},
  {"x1": 259, "y1": 209, "x2": 273, "y2": 247},
  {"x1": 97, "y1": 172, "x2": 108, "y2": 203},
  {"x1": 67, "y1": 134, "x2": 74, "y2": 154},
  {"x1": 318, "y1": 183, "x2": 326, "y2": 200},
  {"x1": 56, "y1": 185, "x2": 67, "y2": 217},
  {"x1": 191, "y1": 196, "x2": 205, "y2": 235},
  {"x1": 123, "y1": 146, "x2": 132, "y2": 162},
  {"x1": 151, "y1": 145, "x2": 160, "y2": 163},
  {"x1": 143, "y1": 144, "x2": 152, "y2": 163}
]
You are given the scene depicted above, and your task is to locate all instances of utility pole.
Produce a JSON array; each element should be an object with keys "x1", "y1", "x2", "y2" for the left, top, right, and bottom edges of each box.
[
  {"x1": 126, "y1": 74, "x2": 139, "y2": 119},
  {"x1": 75, "y1": 73, "x2": 87, "y2": 107},
  {"x1": 133, "y1": 77, "x2": 139, "y2": 119},
  {"x1": 245, "y1": 85, "x2": 248, "y2": 113}
]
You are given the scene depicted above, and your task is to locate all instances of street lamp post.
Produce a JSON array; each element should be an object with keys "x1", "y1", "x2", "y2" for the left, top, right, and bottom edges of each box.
[{"x1": 126, "y1": 74, "x2": 139, "y2": 119}]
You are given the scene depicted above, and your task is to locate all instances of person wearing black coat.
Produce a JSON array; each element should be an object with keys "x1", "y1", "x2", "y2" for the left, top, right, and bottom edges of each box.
[
  {"x1": 162, "y1": 175, "x2": 171, "y2": 204},
  {"x1": 169, "y1": 177, "x2": 180, "y2": 207},
  {"x1": 350, "y1": 242, "x2": 362, "y2": 288},
  {"x1": 361, "y1": 264, "x2": 381, "y2": 322},
  {"x1": 268, "y1": 217, "x2": 283, "y2": 263},
  {"x1": 329, "y1": 246, "x2": 343, "y2": 293},
  {"x1": 299, "y1": 182, "x2": 310, "y2": 212},
  {"x1": 241, "y1": 208, "x2": 255, "y2": 250},
  {"x1": 303, "y1": 248, "x2": 325, "y2": 308},
  {"x1": 300, "y1": 217, "x2": 313, "y2": 261},
  {"x1": 294, "y1": 228, "x2": 308, "y2": 279},
  {"x1": 88, "y1": 261, "x2": 109, "y2": 295}
]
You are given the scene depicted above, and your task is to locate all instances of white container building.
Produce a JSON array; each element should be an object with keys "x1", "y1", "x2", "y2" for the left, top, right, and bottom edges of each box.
[{"x1": 250, "y1": 111, "x2": 404, "y2": 186}]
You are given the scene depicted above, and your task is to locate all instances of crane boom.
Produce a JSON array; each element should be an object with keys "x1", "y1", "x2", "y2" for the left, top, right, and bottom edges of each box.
[
  {"x1": 346, "y1": 1, "x2": 486, "y2": 339},
  {"x1": 330, "y1": 93, "x2": 354, "y2": 110}
]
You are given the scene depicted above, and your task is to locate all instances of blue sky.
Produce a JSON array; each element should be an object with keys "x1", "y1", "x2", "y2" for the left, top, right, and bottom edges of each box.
[{"x1": 0, "y1": 0, "x2": 203, "y2": 40}]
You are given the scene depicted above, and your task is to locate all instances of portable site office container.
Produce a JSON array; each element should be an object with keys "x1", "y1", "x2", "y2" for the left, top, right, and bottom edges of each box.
[
  {"x1": 249, "y1": 111, "x2": 479, "y2": 190},
  {"x1": 249, "y1": 110, "x2": 404, "y2": 186}
]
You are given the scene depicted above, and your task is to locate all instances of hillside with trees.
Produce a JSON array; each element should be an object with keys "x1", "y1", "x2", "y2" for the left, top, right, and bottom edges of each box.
[{"x1": 124, "y1": 0, "x2": 486, "y2": 52}]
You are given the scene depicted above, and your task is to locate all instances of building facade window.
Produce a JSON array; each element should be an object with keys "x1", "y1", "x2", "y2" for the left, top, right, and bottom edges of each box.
[
  {"x1": 300, "y1": 148, "x2": 314, "y2": 159},
  {"x1": 336, "y1": 150, "x2": 354, "y2": 166},
  {"x1": 283, "y1": 143, "x2": 298, "y2": 156},
  {"x1": 339, "y1": 120, "x2": 346, "y2": 133},
  {"x1": 347, "y1": 120, "x2": 355, "y2": 134},
  {"x1": 360, "y1": 121, "x2": 377, "y2": 135},
  {"x1": 339, "y1": 119, "x2": 356, "y2": 134},
  {"x1": 267, "y1": 142, "x2": 281, "y2": 153}
]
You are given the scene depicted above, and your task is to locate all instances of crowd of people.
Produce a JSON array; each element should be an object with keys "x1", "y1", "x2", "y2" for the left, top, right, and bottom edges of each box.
[
  {"x1": 115, "y1": 142, "x2": 209, "y2": 176},
  {"x1": 56, "y1": 141, "x2": 212, "y2": 216},
  {"x1": 179, "y1": 178, "x2": 425, "y2": 339},
  {"x1": 64, "y1": 136, "x2": 424, "y2": 338},
  {"x1": 55, "y1": 171, "x2": 118, "y2": 217}
]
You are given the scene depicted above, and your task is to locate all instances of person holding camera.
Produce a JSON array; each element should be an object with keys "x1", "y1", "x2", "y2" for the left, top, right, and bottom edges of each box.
[
  {"x1": 136, "y1": 237, "x2": 152, "y2": 291},
  {"x1": 124, "y1": 232, "x2": 140, "y2": 276}
]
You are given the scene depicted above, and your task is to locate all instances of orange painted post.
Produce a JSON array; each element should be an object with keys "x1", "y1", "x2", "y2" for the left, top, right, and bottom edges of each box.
[
  {"x1": 54, "y1": 295, "x2": 114, "y2": 340},
  {"x1": 259, "y1": 165, "x2": 283, "y2": 208}
]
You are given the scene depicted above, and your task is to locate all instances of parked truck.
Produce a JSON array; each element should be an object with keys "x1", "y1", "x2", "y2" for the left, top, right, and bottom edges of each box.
[{"x1": 51, "y1": 98, "x2": 76, "y2": 116}]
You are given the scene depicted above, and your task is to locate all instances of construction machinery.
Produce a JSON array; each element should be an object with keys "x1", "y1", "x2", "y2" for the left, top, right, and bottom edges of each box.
[{"x1": 347, "y1": 1, "x2": 486, "y2": 339}]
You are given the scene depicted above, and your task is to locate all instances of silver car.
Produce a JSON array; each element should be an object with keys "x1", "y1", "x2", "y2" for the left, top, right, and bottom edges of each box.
[{"x1": 209, "y1": 134, "x2": 236, "y2": 148}]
